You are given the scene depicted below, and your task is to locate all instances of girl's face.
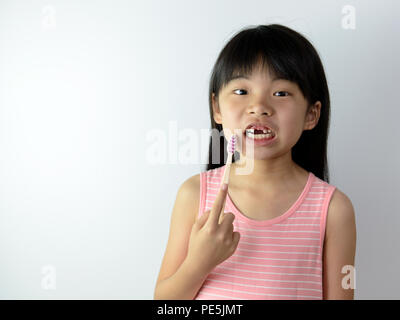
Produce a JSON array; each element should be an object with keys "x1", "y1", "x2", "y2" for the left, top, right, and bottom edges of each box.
[{"x1": 212, "y1": 64, "x2": 321, "y2": 160}]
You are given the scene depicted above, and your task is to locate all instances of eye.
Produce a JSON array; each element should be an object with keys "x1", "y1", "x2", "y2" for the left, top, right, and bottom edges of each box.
[
  {"x1": 233, "y1": 89, "x2": 247, "y2": 95},
  {"x1": 273, "y1": 91, "x2": 290, "y2": 97}
]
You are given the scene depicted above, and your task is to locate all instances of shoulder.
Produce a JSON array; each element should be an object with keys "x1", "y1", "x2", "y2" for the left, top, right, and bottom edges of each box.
[
  {"x1": 179, "y1": 173, "x2": 200, "y2": 196},
  {"x1": 179, "y1": 167, "x2": 221, "y2": 197},
  {"x1": 326, "y1": 187, "x2": 356, "y2": 243},
  {"x1": 175, "y1": 173, "x2": 201, "y2": 224},
  {"x1": 327, "y1": 188, "x2": 356, "y2": 224}
]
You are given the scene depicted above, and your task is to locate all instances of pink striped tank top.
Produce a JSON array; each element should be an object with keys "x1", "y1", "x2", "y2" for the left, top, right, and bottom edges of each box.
[{"x1": 194, "y1": 165, "x2": 336, "y2": 300}]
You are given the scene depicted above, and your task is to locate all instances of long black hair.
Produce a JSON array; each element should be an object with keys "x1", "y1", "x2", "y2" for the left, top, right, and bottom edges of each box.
[{"x1": 206, "y1": 24, "x2": 331, "y2": 183}]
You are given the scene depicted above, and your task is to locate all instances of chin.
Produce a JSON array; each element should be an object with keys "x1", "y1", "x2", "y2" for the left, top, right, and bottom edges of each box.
[{"x1": 236, "y1": 150, "x2": 278, "y2": 161}]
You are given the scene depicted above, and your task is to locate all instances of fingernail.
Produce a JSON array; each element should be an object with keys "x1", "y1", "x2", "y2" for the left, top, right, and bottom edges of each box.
[{"x1": 221, "y1": 183, "x2": 228, "y2": 191}]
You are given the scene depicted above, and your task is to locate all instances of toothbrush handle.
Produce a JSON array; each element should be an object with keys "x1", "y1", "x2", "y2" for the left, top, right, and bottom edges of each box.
[
  {"x1": 221, "y1": 152, "x2": 233, "y2": 186},
  {"x1": 219, "y1": 152, "x2": 233, "y2": 219}
]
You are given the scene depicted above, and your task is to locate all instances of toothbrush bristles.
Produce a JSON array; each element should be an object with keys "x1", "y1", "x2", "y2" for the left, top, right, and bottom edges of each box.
[{"x1": 228, "y1": 134, "x2": 237, "y2": 154}]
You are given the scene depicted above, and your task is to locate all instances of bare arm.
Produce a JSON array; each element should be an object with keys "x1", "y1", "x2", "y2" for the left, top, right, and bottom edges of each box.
[
  {"x1": 154, "y1": 257, "x2": 209, "y2": 300},
  {"x1": 323, "y1": 188, "x2": 357, "y2": 299},
  {"x1": 153, "y1": 174, "x2": 205, "y2": 300},
  {"x1": 153, "y1": 175, "x2": 239, "y2": 300}
]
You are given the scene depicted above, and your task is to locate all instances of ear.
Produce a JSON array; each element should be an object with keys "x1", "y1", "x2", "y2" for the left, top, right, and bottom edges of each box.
[
  {"x1": 303, "y1": 101, "x2": 321, "y2": 131},
  {"x1": 212, "y1": 93, "x2": 222, "y2": 124}
]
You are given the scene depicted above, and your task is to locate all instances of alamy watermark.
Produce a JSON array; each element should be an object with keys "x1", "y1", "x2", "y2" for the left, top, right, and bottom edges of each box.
[
  {"x1": 41, "y1": 5, "x2": 57, "y2": 30},
  {"x1": 145, "y1": 121, "x2": 255, "y2": 175},
  {"x1": 341, "y1": 264, "x2": 356, "y2": 290},
  {"x1": 341, "y1": 5, "x2": 356, "y2": 30},
  {"x1": 41, "y1": 265, "x2": 56, "y2": 290}
]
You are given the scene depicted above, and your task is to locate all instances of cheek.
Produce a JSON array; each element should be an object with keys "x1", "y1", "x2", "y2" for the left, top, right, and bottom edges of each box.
[
  {"x1": 280, "y1": 111, "x2": 305, "y2": 138},
  {"x1": 221, "y1": 103, "x2": 242, "y2": 120}
]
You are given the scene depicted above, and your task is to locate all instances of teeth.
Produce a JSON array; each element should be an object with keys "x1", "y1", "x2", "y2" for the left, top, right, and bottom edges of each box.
[
  {"x1": 246, "y1": 132, "x2": 274, "y2": 139},
  {"x1": 245, "y1": 128, "x2": 275, "y2": 140},
  {"x1": 245, "y1": 128, "x2": 273, "y2": 134}
]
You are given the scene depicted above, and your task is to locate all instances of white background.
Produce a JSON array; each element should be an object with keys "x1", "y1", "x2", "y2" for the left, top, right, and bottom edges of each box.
[{"x1": 0, "y1": 0, "x2": 399, "y2": 299}]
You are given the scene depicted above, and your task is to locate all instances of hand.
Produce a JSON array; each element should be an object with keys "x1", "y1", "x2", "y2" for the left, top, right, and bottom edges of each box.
[{"x1": 186, "y1": 183, "x2": 240, "y2": 275}]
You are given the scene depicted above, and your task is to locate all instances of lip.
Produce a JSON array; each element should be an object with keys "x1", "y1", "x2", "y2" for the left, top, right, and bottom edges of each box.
[{"x1": 243, "y1": 130, "x2": 277, "y2": 147}]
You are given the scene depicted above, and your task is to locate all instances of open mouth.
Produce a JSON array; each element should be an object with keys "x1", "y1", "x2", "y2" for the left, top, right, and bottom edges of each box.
[
  {"x1": 244, "y1": 128, "x2": 275, "y2": 140},
  {"x1": 243, "y1": 123, "x2": 276, "y2": 140}
]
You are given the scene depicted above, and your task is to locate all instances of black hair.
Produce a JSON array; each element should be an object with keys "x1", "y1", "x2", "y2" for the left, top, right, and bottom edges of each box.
[{"x1": 206, "y1": 24, "x2": 331, "y2": 183}]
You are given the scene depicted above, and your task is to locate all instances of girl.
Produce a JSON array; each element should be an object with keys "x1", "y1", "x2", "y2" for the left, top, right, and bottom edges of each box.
[{"x1": 154, "y1": 24, "x2": 356, "y2": 300}]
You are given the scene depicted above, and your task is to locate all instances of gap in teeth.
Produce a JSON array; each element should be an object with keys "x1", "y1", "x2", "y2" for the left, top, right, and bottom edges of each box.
[{"x1": 246, "y1": 128, "x2": 273, "y2": 134}]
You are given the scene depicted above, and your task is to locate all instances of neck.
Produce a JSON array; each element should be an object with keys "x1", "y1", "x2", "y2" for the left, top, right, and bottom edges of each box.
[{"x1": 229, "y1": 153, "x2": 305, "y2": 192}]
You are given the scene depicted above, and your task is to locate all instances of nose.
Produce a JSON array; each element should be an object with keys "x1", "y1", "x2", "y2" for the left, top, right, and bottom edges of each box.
[{"x1": 247, "y1": 100, "x2": 273, "y2": 116}]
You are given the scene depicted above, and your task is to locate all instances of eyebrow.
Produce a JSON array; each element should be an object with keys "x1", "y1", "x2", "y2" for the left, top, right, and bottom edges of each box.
[{"x1": 229, "y1": 75, "x2": 287, "y2": 82}]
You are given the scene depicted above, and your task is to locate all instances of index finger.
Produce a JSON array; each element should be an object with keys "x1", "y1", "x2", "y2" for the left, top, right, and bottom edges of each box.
[{"x1": 208, "y1": 183, "x2": 228, "y2": 226}]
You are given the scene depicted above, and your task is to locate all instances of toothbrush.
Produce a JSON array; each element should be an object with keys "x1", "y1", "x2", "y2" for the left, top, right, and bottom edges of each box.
[
  {"x1": 221, "y1": 134, "x2": 237, "y2": 188},
  {"x1": 219, "y1": 134, "x2": 237, "y2": 218}
]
